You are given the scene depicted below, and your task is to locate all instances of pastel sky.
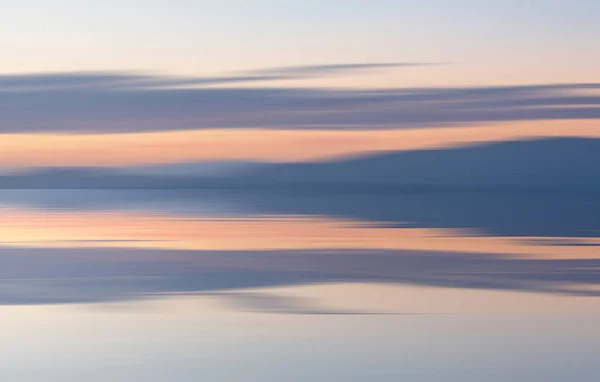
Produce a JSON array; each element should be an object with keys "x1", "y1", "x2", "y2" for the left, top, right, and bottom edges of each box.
[
  {"x1": 2, "y1": 0, "x2": 599, "y2": 167},
  {"x1": 4, "y1": 4, "x2": 600, "y2": 377}
]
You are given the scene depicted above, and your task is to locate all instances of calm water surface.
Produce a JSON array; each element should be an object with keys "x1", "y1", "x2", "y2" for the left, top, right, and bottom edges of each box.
[{"x1": 1, "y1": 189, "x2": 599, "y2": 381}]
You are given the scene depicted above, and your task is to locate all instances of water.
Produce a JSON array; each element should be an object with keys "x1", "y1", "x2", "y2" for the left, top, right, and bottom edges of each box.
[{"x1": 0, "y1": 189, "x2": 599, "y2": 381}]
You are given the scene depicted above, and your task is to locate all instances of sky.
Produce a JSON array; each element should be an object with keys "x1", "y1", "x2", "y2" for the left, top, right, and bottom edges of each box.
[{"x1": 2, "y1": 0, "x2": 600, "y2": 168}]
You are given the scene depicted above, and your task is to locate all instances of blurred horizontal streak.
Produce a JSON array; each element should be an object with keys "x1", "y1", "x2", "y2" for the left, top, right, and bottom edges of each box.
[
  {"x1": 0, "y1": 208, "x2": 598, "y2": 258},
  {"x1": 0, "y1": 71, "x2": 599, "y2": 134},
  {"x1": 0, "y1": 121, "x2": 599, "y2": 167},
  {"x1": 0, "y1": 246, "x2": 600, "y2": 306}
]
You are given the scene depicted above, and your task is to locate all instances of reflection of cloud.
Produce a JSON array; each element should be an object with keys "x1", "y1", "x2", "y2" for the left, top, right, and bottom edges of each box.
[
  {"x1": 0, "y1": 246, "x2": 600, "y2": 307},
  {"x1": 0, "y1": 69, "x2": 599, "y2": 133},
  {"x1": 211, "y1": 292, "x2": 396, "y2": 315},
  {"x1": 240, "y1": 188, "x2": 600, "y2": 239},
  {"x1": 1, "y1": 206, "x2": 598, "y2": 257}
]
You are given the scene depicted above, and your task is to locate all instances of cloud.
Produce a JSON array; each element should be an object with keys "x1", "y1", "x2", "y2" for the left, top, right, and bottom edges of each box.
[
  {"x1": 0, "y1": 68, "x2": 598, "y2": 133},
  {"x1": 245, "y1": 62, "x2": 432, "y2": 76},
  {"x1": 0, "y1": 63, "x2": 416, "y2": 91}
]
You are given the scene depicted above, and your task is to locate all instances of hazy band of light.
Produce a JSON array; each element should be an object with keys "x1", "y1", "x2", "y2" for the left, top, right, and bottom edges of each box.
[
  {"x1": 1, "y1": 207, "x2": 598, "y2": 259},
  {"x1": 0, "y1": 120, "x2": 598, "y2": 167}
]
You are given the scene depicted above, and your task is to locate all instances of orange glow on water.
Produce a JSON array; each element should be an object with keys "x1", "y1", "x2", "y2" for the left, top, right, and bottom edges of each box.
[{"x1": 0, "y1": 207, "x2": 598, "y2": 258}]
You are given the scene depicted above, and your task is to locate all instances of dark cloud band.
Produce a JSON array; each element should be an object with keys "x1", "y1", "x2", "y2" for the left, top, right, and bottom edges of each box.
[{"x1": 0, "y1": 68, "x2": 598, "y2": 133}]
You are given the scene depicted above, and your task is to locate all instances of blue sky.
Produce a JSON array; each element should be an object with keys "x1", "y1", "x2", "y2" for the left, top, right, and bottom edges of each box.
[{"x1": 4, "y1": 0, "x2": 599, "y2": 82}]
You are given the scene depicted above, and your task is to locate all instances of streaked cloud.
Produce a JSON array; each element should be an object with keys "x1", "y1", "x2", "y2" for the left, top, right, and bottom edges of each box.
[
  {"x1": 245, "y1": 62, "x2": 435, "y2": 77},
  {"x1": 0, "y1": 63, "x2": 418, "y2": 91},
  {"x1": 0, "y1": 68, "x2": 599, "y2": 133}
]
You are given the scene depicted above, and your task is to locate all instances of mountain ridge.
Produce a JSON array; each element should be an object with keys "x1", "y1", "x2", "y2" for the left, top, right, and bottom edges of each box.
[{"x1": 0, "y1": 137, "x2": 598, "y2": 189}]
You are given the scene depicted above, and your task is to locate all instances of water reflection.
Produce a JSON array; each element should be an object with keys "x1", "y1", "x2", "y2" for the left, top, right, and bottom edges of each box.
[
  {"x1": 0, "y1": 189, "x2": 598, "y2": 311},
  {"x1": 2, "y1": 245, "x2": 600, "y2": 306},
  {"x1": 1, "y1": 189, "x2": 599, "y2": 381},
  {"x1": 2, "y1": 189, "x2": 598, "y2": 238},
  {"x1": 2, "y1": 208, "x2": 598, "y2": 257}
]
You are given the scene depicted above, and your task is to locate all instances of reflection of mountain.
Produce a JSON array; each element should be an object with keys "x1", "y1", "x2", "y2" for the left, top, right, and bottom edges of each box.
[
  {"x1": 0, "y1": 188, "x2": 598, "y2": 239},
  {"x1": 239, "y1": 190, "x2": 600, "y2": 238},
  {"x1": 0, "y1": 138, "x2": 599, "y2": 189}
]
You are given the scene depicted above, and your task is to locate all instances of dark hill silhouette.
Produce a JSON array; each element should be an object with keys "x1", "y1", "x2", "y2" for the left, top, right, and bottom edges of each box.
[
  {"x1": 238, "y1": 137, "x2": 600, "y2": 189},
  {"x1": 0, "y1": 137, "x2": 598, "y2": 189}
]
